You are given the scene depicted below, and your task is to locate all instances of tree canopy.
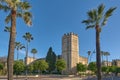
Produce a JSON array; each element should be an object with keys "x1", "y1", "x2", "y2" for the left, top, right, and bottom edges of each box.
[
  {"x1": 77, "y1": 63, "x2": 87, "y2": 72},
  {"x1": 13, "y1": 61, "x2": 25, "y2": 75},
  {"x1": 56, "y1": 59, "x2": 66, "y2": 73}
]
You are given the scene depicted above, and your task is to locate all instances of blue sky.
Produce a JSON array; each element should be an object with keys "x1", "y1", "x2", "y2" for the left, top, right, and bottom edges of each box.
[{"x1": 0, "y1": 0, "x2": 120, "y2": 62}]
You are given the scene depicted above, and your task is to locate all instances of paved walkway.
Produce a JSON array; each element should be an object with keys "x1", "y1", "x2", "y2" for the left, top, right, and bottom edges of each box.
[{"x1": 1, "y1": 75, "x2": 120, "y2": 80}]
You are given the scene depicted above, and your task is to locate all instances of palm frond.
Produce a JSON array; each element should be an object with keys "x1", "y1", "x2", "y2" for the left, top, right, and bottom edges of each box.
[
  {"x1": 82, "y1": 19, "x2": 93, "y2": 25},
  {"x1": 0, "y1": 4, "x2": 10, "y2": 12},
  {"x1": 23, "y1": 12, "x2": 32, "y2": 26},
  {"x1": 98, "y1": 4, "x2": 105, "y2": 20},
  {"x1": 4, "y1": 26, "x2": 11, "y2": 32},
  {"x1": 87, "y1": 10, "x2": 94, "y2": 20},
  {"x1": 5, "y1": 14, "x2": 11, "y2": 24},
  {"x1": 102, "y1": 7, "x2": 116, "y2": 26},
  {"x1": 86, "y1": 25, "x2": 95, "y2": 30},
  {"x1": 17, "y1": 12, "x2": 22, "y2": 17},
  {"x1": 87, "y1": 9, "x2": 97, "y2": 21},
  {"x1": 24, "y1": 12, "x2": 32, "y2": 17},
  {"x1": 105, "y1": 7, "x2": 116, "y2": 18},
  {"x1": 19, "y1": 1, "x2": 31, "y2": 10},
  {"x1": 93, "y1": 9, "x2": 97, "y2": 21},
  {"x1": 23, "y1": 32, "x2": 33, "y2": 42}
]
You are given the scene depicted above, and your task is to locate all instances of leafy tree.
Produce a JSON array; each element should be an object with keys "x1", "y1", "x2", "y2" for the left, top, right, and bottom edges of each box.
[
  {"x1": 33, "y1": 60, "x2": 39, "y2": 71},
  {"x1": 82, "y1": 4, "x2": 116, "y2": 80},
  {"x1": 15, "y1": 42, "x2": 25, "y2": 60},
  {"x1": 0, "y1": 0, "x2": 32, "y2": 79},
  {"x1": 0, "y1": 63, "x2": 3, "y2": 75},
  {"x1": 13, "y1": 61, "x2": 25, "y2": 75},
  {"x1": 88, "y1": 62, "x2": 97, "y2": 73},
  {"x1": 31, "y1": 48, "x2": 37, "y2": 59},
  {"x1": 46, "y1": 47, "x2": 56, "y2": 72},
  {"x1": 28, "y1": 64, "x2": 34, "y2": 74},
  {"x1": 33, "y1": 60, "x2": 48, "y2": 74},
  {"x1": 0, "y1": 63, "x2": 3, "y2": 70},
  {"x1": 77, "y1": 63, "x2": 87, "y2": 72},
  {"x1": 102, "y1": 66, "x2": 109, "y2": 74},
  {"x1": 56, "y1": 59, "x2": 66, "y2": 74},
  {"x1": 115, "y1": 67, "x2": 120, "y2": 76},
  {"x1": 37, "y1": 60, "x2": 48, "y2": 74}
]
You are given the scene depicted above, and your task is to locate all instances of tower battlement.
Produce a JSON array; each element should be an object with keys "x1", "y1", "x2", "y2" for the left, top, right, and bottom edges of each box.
[{"x1": 63, "y1": 32, "x2": 78, "y2": 37}]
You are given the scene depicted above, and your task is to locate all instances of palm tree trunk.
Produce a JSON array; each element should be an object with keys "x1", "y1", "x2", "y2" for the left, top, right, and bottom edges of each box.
[
  {"x1": 17, "y1": 50, "x2": 19, "y2": 60},
  {"x1": 96, "y1": 25, "x2": 102, "y2": 80},
  {"x1": 101, "y1": 55, "x2": 103, "y2": 66},
  {"x1": 25, "y1": 42, "x2": 29, "y2": 78},
  {"x1": 106, "y1": 56, "x2": 108, "y2": 67},
  {"x1": 33, "y1": 54, "x2": 35, "y2": 59},
  {"x1": 26, "y1": 42, "x2": 29, "y2": 65},
  {"x1": 88, "y1": 55, "x2": 89, "y2": 64},
  {"x1": 7, "y1": 9, "x2": 16, "y2": 80}
]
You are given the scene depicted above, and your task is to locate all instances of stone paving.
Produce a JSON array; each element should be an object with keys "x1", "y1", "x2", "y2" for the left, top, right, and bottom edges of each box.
[{"x1": 0, "y1": 75, "x2": 120, "y2": 80}]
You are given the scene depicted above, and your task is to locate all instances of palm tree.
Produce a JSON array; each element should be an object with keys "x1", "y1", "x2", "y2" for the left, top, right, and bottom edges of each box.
[
  {"x1": 15, "y1": 42, "x2": 25, "y2": 60},
  {"x1": 82, "y1": 4, "x2": 116, "y2": 80},
  {"x1": 23, "y1": 32, "x2": 33, "y2": 64},
  {"x1": 23, "y1": 32, "x2": 33, "y2": 77},
  {"x1": 0, "y1": 0, "x2": 32, "y2": 79},
  {"x1": 31, "y1": 48, "x2": 37, "y2": 59},
  {"x1": 104, "y1": 52, "x2": 110, "y2": 66}
]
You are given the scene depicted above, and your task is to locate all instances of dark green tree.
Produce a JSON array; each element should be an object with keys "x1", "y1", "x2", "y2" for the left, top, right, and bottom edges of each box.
[
  {"x1": 82, "y1": 4, "x2": 116, "y2": 80},
  {"x1": 56, "y1": 59, "x2": 66, "y2": 74},
  {"x1": 46, "y1": 47, "x2": 56, "y2": 73}
]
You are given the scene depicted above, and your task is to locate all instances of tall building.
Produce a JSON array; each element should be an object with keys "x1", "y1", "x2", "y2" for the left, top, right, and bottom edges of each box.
[{"x1": 62, "y1": 32, "x2": 88, "y2": 74}]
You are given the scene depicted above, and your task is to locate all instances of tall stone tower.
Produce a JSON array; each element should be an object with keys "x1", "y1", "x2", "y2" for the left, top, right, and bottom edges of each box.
[{"x1": 62, "y1": 32, "x2": 79, "y2": 74}]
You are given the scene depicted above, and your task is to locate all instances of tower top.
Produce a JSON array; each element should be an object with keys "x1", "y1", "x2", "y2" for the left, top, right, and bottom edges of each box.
[{"x1": 63, "y1": 32, "x2": 78, "y2": 37}]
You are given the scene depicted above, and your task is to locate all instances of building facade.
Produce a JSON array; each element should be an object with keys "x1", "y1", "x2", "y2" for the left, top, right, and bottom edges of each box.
[
  {"x1": 25, "y1": 56, "x2": 36, "y2": 65},
  {"x1": 62, "y1": 32, "x2": 88, "y2": 74},
  {"x1": 112, "y1": 59, "x2": 120, "y2": 67},
  {"x1": 102, "y1": 61, "x2": 112, "y2": 66}
]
